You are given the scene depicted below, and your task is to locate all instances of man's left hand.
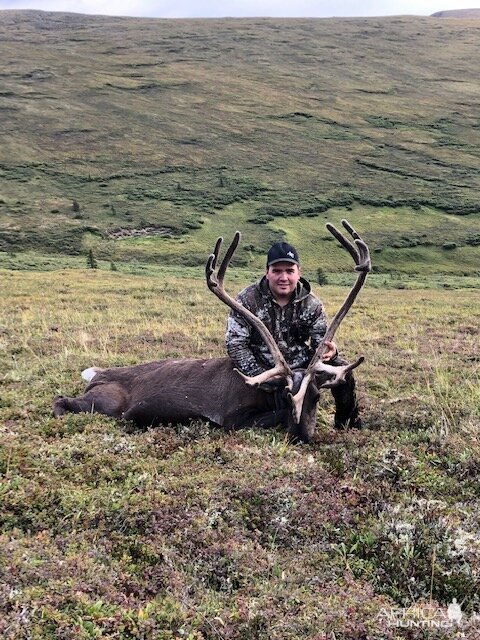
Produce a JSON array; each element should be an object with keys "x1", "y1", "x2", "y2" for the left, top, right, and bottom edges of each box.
[{"x1": 322, "y1": 340, "x2": 337, "y2": 361}]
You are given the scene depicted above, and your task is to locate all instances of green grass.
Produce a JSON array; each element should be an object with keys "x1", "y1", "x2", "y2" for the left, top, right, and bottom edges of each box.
[
  {"x1": 1, "y1": 268, "x2": 479, "y2": 637},
  {"x1": 1, "y1": 11, "x2": 479, "y2": 276},
  {"x1": 2, "y1": 248, "x2": 479, "y2": 291}
]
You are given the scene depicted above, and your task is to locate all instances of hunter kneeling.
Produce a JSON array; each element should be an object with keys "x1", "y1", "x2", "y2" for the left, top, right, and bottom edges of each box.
[{"x1": 226, "y1": 238, "x2": 362, "y2": 431}]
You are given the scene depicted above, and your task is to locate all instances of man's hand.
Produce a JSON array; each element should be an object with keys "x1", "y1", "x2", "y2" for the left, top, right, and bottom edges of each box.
[{"x1": 322, "y1": 340, "x2": 337, "y2": 361}]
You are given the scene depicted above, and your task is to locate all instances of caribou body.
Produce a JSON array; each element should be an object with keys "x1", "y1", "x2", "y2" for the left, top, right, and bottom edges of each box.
[{"x1": 53, "y1": 220, "x2": 371, "y2": 442}]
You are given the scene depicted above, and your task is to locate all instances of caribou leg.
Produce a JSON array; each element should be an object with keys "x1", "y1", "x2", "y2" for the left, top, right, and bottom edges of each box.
[{"x1": 53, "y1": 383, "x2": 128, "y2": 418}]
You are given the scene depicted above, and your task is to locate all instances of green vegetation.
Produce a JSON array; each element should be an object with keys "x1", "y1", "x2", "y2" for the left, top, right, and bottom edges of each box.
[
  {"x1": 1, "y1": 269, "x2": 479, "y2": 637},
  {"x1": 0, "y1": 11, "x2": 479, "y2": 276},
  {"x1": 1, "y1": 10, "x2": 480, "y2": 637},
  {"x1": 87, "y1": 248, "x2": 98, "y2": 269}
]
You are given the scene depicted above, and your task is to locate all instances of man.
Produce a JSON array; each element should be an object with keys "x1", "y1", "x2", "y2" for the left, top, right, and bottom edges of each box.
[{"x1": 225, "y1": 240, "x2": 360, "y2": 430}]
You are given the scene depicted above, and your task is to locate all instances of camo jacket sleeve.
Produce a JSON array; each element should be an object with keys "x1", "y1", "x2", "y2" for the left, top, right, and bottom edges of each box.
[
  {"x1": 225, "y1": 285, "x2": 265, "y2": 377},
  {"x1": 308, "y1": 299, "x2": 329, "y2": 354}
]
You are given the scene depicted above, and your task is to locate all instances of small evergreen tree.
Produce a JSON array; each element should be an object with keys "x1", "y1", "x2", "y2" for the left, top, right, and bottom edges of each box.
[
  {"x1": 110, "y1": 261, "x2": 117, "y2": 271},
  {"x1": 316, "y1": 267, "x2": 328, "y2": 285},
  {"x1": 87, "y1": 249, "x2": 98, "y2": 269}
]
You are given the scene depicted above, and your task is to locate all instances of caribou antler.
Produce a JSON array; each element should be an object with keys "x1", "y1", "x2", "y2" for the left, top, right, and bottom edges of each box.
[
  {"x1": 206, "y1": 232, "x2": 294, "y2": 388},
  {"x1": 290, "y1": 219, "x2": 371, "y2": 422}
]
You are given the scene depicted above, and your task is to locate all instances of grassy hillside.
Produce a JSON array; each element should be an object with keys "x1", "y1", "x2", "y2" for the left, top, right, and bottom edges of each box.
[
  {"x1": 0, "y1": 10, "x2": 479, "y2": 275},
  {"x1": 1, "y1": 269, "x2": 479, "y2": 638}
]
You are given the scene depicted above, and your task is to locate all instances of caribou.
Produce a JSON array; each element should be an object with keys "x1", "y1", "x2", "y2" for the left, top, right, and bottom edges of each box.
[{"x1": 53, "y1": 220, "x2": 371, "y2": 442}]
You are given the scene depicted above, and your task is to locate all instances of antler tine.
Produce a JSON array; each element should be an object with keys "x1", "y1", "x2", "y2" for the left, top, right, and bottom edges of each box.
[
  {"x1": 341, "y1": 218, "x2": 360, "y2": 239},
  {"x1": 339, "y1": 220, "x2": 368, "y2": 270},
  {"x1": 211, "y1": 236, "x2": 223, "y2": 271},
  {"x1": 341, "y1": 219, "x2": 371, "y2": 272},
  {"x1": 206, "y1": 255, "x2": 219, "y2": 292},
  {"x1": 206, "y1": 232, "x2": 293, "y2": 388},
  {"x1": 205, "y1": 237, "x2": 223, "y2": 291},
  {"x1": 354, "y1": 241, "x2": 371, "y2": 272},
  {"x1": 289, "y1": 355, "x2": 365, "y2": 423},
  {"x1": 326, "y1": 222, "x2": 359, "y2": 264},
  {"x1": 206, "y1": 233, "x2": 242, "y2": 291},
  {"x1": 217, "y1": 231, "x2": 241, "y2": 285}
]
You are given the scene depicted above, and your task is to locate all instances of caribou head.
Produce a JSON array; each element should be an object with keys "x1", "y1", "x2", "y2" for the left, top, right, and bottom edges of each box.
[{"x1": 206, "y1": 219, "x2": 371, "y2": 441}]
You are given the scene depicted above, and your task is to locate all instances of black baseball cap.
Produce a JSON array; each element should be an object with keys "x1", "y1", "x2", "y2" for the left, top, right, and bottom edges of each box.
[{"x1": 266, "y1": 241, "x2": 300, "y2": 267}]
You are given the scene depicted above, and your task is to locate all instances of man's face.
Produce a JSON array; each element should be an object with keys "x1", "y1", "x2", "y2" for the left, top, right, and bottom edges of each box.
[{"x1": 265, "y1": 261, "x2": 301, "y2": 300}]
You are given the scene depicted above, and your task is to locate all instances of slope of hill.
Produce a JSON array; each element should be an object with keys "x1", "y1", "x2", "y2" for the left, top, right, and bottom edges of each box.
[
  {"x1": 0, "y1": 10, "x2": 479, "y2": 275},
  {"x1": 432, "y1": 8, "x2": 480, "y2": 17}
]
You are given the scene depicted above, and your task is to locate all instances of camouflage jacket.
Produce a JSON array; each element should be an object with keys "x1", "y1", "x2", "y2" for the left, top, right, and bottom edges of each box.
[{"x1": 225, "y1": 276, "x2": 328, "y2": 376}]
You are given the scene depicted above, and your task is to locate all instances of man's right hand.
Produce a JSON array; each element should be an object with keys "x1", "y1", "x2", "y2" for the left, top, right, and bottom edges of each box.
[{"x1": 322, "y1": 340, "x2": 338, "y2": 361}]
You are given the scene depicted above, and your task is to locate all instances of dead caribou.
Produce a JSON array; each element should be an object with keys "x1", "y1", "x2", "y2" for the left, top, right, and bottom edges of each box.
[{"x1": 53, "y1": 220, "x2": 371, "y2": 442}]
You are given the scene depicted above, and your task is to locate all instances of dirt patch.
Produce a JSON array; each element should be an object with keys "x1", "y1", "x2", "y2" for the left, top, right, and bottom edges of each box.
[{"x1": 107, "y1": 226, "x2": 172, "y2": 240}]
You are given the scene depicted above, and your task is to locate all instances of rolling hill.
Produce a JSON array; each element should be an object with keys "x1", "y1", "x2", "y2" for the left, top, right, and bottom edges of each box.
[
  {"x1": 1, "y1": 10, "x2": 479, "y2": 276},
  {"x1": 432, "y1": 8, "x2": 480, "y2": 18}
]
